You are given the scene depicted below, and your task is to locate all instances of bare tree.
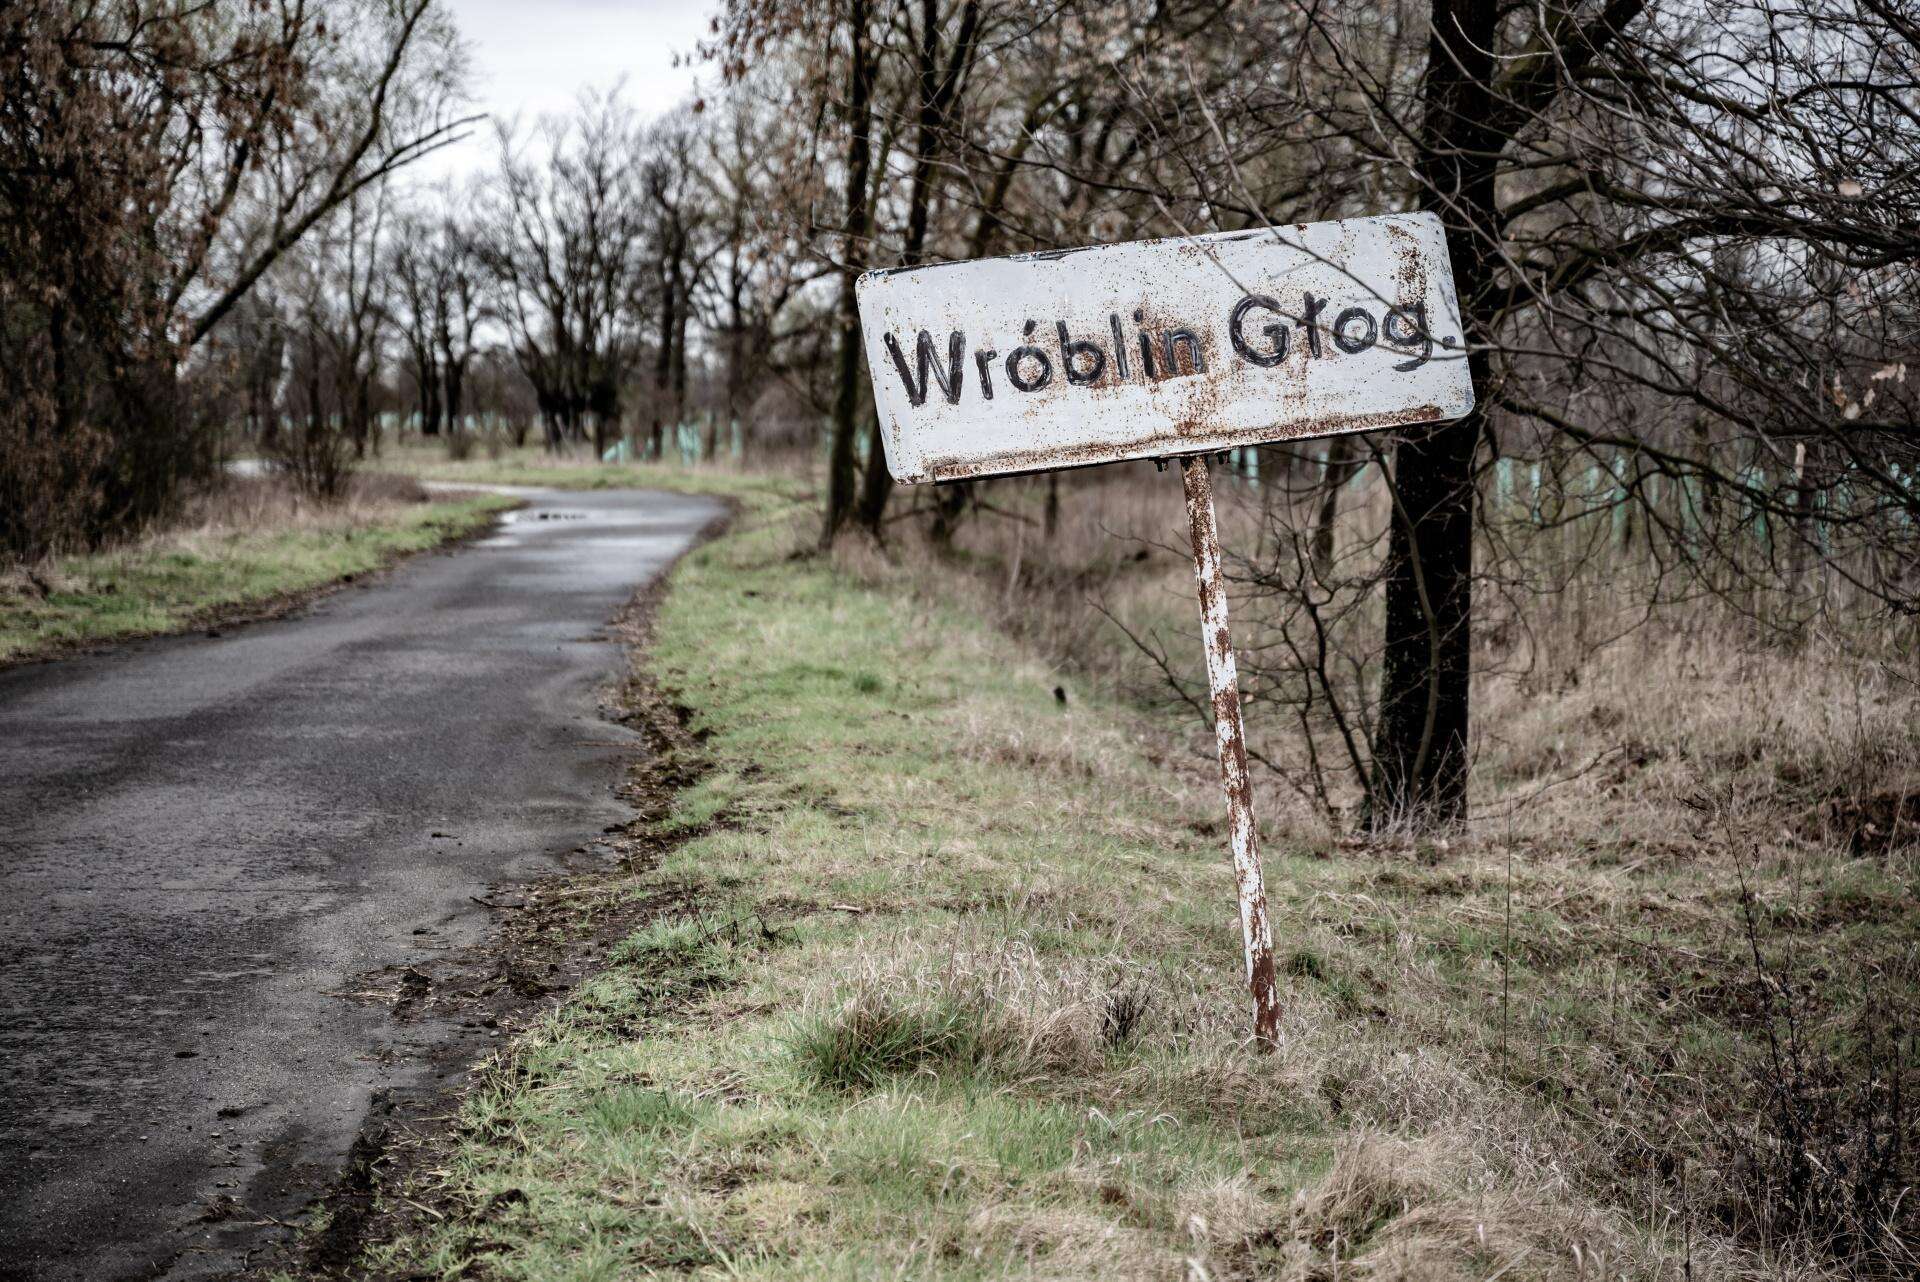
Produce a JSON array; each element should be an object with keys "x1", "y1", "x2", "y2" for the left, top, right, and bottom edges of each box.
[
  {"x1": 640, "y1": 109, "x2": 722, "y2": 460},
  {"x1": 881, "y1": 0, "x2": 1920, "y2": 830},
  {"x1": 691, "y1": 88, "x2": 821, "y2": 462},
  {"x1": 391, "y1": 216, "x2": 448, "y2": 437},
  {"x1": 478, "y1": 91, "x2": 653, "y2": 457},
  {"x1": 0, "y1": 0, "x2": 473, "y2": 559}
]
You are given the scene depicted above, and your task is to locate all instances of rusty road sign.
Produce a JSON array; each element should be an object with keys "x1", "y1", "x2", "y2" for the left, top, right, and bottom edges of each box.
[
  {"x1": 857, "y1": 213, "x2": 1473, "y2": 1052},
  {"x1": 857, "y1": 212, "x2": 1471, "y2": 483}
]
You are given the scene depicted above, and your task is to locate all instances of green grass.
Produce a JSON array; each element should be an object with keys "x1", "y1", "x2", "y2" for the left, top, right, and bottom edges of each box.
[
  {"x1": 363, "y1": 485, "x2": 1688, "y2": 1281},
  {"x1": 333, "y1": 455, "x2": 1914, "y2": 1278},
  {"x1": 0, "y1": 493, "x2": 514, "y2": 663},
  {"x1": 375, "y1": 440, "x2": 806, "y2": 504}
]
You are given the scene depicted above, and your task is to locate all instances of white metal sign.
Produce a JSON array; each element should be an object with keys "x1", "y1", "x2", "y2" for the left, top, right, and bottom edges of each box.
[{"x1": 857, "y1": 211, "x2": 1473, "y2": 483}]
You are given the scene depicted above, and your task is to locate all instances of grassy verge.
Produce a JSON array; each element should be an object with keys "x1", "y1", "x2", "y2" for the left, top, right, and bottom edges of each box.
[
  {"x1": 0, "y1": 478, "x2": 514, "y2": 664},
  {"x1": 362, "y1": 486, "x2": 1744, "y2": 1280},
  {"x1": 373, "y1": 440, "x2": 801, "y2": 503}
]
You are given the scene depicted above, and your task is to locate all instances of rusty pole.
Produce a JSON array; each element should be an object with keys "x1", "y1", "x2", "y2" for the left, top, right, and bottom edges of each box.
[{"x1": 1179, "y1": 454, "x2": 1281, "y2": 1052}]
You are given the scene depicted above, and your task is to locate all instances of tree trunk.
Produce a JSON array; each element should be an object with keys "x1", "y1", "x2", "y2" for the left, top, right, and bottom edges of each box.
[
  {"x1": 856, "y1": 0, "x2": 981, "y2": 539},
  {"x1": 1310, "y1": 435, "x2": 1361, "y2": 578},
  {"x1": 723, "y1": 322, "x2": 744, "y2": 463},
  {"x1": 443, "y1": 351, "x2": 466, "y2": 438},
  {"x1": 706, "y1": 318, "x2": 733, "y2": 462},
  {"x1": 350, "y1": 372, "x2": 372, "y2": 459},
  {"x1": 654, "y1": 250, "x2": 680, "y2": 461},
  {"x1": 823, "y1": 0, "x2": 874, "y2": 546},
  {"x1": 1367, "y1": 0, "x2": 1498, "y2": 830},
  {"x1": 418, "y1": 353, "x2": 442, "y2": 437},
  {"x1": 927, "y1": 481, "x2": 969, "y2": 547},
  {"x1": 671, "y1": 292, "x2": 690, "y2": 443},
  {"x1": 365, "y1": 374, "x2": 381, "y2": 458},
  {"x1": 855, "y1": 417, "x2": 891, "y2": 532}
]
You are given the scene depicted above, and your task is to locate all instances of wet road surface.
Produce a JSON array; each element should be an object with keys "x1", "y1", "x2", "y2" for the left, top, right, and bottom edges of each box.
[{"x1": 0, "y1": 486, "x2": 720, "y2": 1280}]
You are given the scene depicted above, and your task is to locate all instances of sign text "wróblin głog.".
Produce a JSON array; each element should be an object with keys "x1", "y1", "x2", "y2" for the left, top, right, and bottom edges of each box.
[
  {"x1": 883, "y1": 291, "x2": 1449, "y2": 407},
  {"x1": 857, "y1": 212, "x2": 1476, "y2": 483}
]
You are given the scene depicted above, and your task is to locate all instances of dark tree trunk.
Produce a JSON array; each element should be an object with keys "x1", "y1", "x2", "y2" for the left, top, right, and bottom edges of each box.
[
  {"x1": 671, "y1": 298, "x2": 690, "y2": 451},
  {"x1": 1310, "y1": 435, "x2": 1361, "y2": 578},
  {"x1": 857, "y1": 0, "x2": 981, "y2": 539},
  {"x1": 418, "y1": 353, "x2": 443, "y2": 437},
  {"x1": 350, "y1": 373, "x2": 372, "y2": 459},
  {"x1": 1368, "y1": 0, "x2": 1498, "y2": 830},
  {"x1": 823, "y1": 0, "x2": 874, "y2": 546},
  {"x1": 703, "y1": 319, "x2": 729, "y2": 461},
  {"x1": 722, "y1": 320, "x2": 743, "y2": 462},
  {"x1": 927, "y1": 480, "x2": 968, "y2": 547},
  {"x1": 442, "y1": 341, "x2": 467, "y2": 438},
  {"x1": 446, "y1": 367, "x2": 463, "y2": 437},
  {"x1": 855, "y1": 416, "x2": 891, "y2": 532},
  {"x1": 654, "y1": 251, "x2": 680, "y2": 460}
]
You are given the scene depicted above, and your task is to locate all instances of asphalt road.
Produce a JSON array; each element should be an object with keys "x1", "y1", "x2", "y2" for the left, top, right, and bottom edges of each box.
[{"x1": 0, "y1": 485, "x2": 721, "y2": 1280}]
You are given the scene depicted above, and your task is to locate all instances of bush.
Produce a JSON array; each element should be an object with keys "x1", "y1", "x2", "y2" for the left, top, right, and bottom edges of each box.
[
  {"x1": 0, "y1": 400, "x2": 110, "y2": 562},
  {"x1": 269, "y1": 415, "x2": 355, "y2": 502}
]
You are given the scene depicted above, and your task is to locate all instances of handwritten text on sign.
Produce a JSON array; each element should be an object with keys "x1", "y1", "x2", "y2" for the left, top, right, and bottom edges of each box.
[{"x1": 856, "y1": 212, "x2": 1474, "y2": 483}]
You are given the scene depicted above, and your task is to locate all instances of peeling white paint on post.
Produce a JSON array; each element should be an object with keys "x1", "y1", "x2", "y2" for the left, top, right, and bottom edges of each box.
[
  {"x1": 1181, "y1": 455, "x2": 1281, "y2": 1050},
  {"x1": 857, "y1": 212, "x2": 1473, "y2": 1052}
]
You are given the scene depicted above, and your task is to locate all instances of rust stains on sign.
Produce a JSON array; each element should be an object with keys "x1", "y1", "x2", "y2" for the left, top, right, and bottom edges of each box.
[{"x1": 858, "y1": 212, "x2": 1472, "y2": 483}]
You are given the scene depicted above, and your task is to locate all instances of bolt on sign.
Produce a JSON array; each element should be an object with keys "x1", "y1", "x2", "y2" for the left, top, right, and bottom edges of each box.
[{"x1": 857, "y1": 212, "x2": 1474, "y2": 1050}]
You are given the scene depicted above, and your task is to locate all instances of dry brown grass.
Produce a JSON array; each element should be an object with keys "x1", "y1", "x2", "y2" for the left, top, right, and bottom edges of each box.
[
  {"x1": 363, "y1": 462, "x2": 1910, "y2": 1279},
  {"x1": 176, "y1": 468, "x2": 435, "y2": 532},
  {"x1": 836, "y1": 462, "x2": 1919, "y2": 1276}
]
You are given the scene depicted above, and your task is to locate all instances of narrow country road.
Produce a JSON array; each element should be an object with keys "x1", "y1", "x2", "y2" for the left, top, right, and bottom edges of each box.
[{"x1": 0, "y1": 486, "x2": 721, "y2": 1281}]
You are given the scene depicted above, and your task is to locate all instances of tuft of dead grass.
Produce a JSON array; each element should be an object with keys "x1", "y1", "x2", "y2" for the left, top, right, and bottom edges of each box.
[{"x1": 789, "y1": 933, "x2": 1134, "y2": 1090}]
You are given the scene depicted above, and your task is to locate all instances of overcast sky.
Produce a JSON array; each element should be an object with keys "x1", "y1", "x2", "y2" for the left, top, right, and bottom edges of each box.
[{"x1": 426, "y1": 0, "x2": 717, "y2": 178}]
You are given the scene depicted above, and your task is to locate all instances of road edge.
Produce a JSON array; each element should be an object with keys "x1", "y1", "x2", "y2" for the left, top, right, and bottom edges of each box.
[
  {"x1": 267, "y1": 496, "x2": 738, "y2": 1280},
  {"x1": 0, "y1": 492, "x2": 521, "y2": 674}
]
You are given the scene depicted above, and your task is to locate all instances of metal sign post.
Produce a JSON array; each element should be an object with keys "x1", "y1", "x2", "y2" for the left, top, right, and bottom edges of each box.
[
  {"x1": 1180, "y1": 454, "x2": 1280, "y2": 1050},
  {"x1": 854, "y1": 212, "x2": 1472, "y2": 1052}
]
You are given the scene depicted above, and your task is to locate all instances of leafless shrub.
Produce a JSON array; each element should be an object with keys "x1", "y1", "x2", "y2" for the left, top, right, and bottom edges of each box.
[
  {"x1": 268, "y1": 417, "x2": 356, "y2": 504},
  {"x1": 1679, "y1": 799, "x2": 1920, "y2": 1274}
]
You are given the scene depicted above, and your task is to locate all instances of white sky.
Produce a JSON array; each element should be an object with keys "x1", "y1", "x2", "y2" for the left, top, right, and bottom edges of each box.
[{"x1": 424, "y1": 0, "x2": 718, "y2": 179}]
